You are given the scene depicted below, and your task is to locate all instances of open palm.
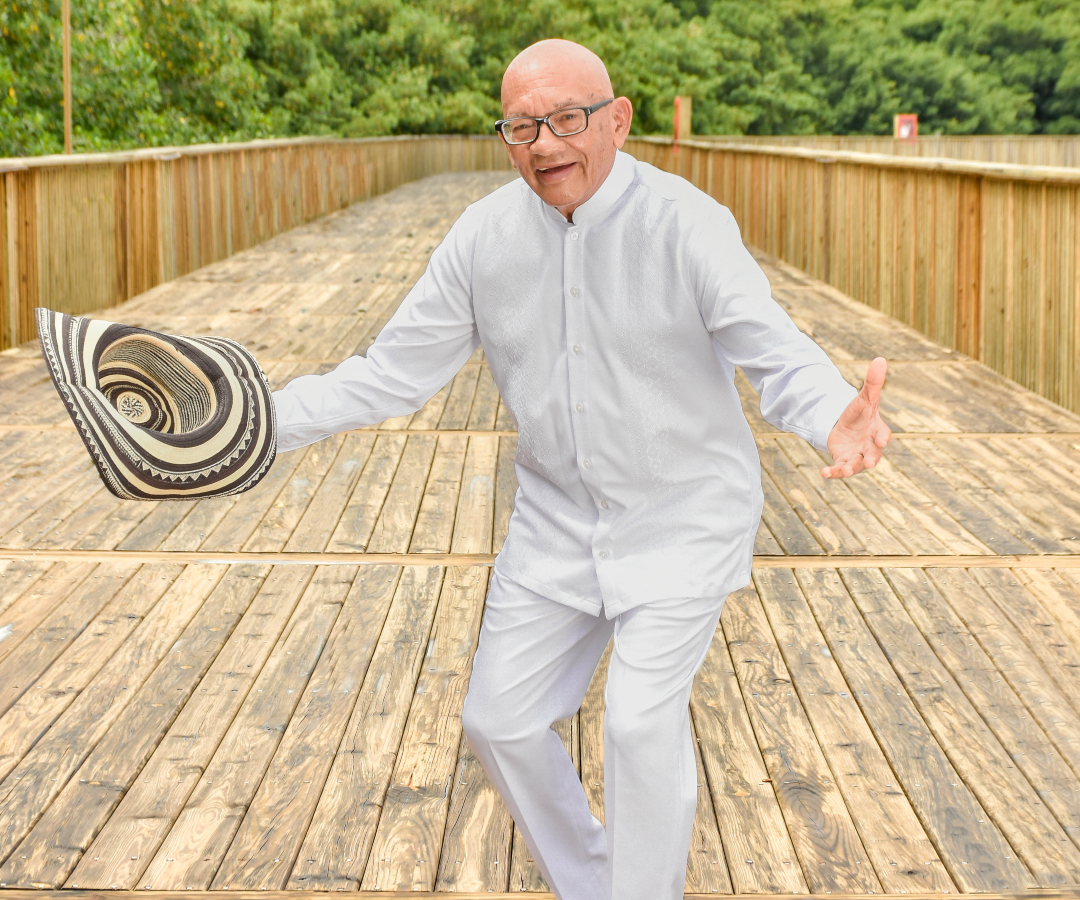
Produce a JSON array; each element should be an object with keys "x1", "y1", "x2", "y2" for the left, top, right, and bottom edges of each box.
[{"x1": 822, "y1": 357, "x2": 891, "y2": 479}]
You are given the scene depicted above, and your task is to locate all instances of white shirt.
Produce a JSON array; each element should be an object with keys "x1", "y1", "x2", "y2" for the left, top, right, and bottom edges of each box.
[{"x1": 274, "y1": 151, "x2": 857, "y2": 617}]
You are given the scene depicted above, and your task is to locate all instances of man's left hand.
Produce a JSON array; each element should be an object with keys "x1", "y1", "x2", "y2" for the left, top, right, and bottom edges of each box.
[{"x1": 822, "y1": 357, "x2": 891, "y2": 479}]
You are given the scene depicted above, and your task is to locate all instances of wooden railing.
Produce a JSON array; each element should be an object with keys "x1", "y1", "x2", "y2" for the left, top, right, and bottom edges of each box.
[
  {"x1": 626, "y1": 136, "x2": 1080, "y2": 414},
  {"x1": 693, "y1": 134, "x2": 1080, "y2": 168},
  {"x1": 0, "y1": 135, "x2": 509, "y2": 350},
  {"x1": 6, "y1": 131, "x2": 1080, "y2": 417}
]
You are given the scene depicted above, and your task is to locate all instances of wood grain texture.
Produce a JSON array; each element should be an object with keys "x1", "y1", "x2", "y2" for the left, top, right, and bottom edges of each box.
[
  {"x1": 691, "y1": 616, "x2": 807, "y2": 894},
  {"x1": 722, "y1": 585, "x2": 880, "y2": 893},
  {"x1": 285, "y1": 565, "x2": 444, "y2": 890},
  {"x1": 138, "y1": 566, "x2": 360, "y2": 890},
  {"x1": 68, "y1": 565, "x2": 322, "y2": 889},
  {"x1": 796, "y1": 567, "x2": 1034, "y2": 892},
  {"x1": 434, "y1": 736, "x2": 513, "y2": 892},
  {"x1": 684, "y1": 721, "x2": 734, "y2": 895},
  {"x1": 0, "y1": 565, "x2": 183, "y2": 784},
  {"x1": 894, "y1": 567, "x2": 1080, "y2": 844},
  {"x1": 754, "y1": 568, "x2": 954, "y2": 893},
  {"x1": 208, "y1": 565, "x2": 402, "y2": 890},
  {"x1": 847, "y1": 564, "x2": 1080, "y2": 887},
  {"x1": 0, "y1": 565, "x2": 265, "y2": 887},
  {"x1": 360, "y1": 566, "x2": 489, "y2": 891}
]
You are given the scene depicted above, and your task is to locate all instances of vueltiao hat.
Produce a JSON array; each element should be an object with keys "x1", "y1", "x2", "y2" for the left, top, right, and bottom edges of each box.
[{"x1": 36, "y1": 308, "x2": 276, "y2": 500}]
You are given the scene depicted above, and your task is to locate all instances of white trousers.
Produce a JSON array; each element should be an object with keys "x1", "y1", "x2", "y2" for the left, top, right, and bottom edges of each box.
[{"x1": 461, "y1": 570, "x2": 727, "y2": 900}]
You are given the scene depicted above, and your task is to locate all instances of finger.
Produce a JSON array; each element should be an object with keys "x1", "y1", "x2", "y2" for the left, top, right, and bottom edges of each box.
[
  {"x1": 822, "y1": 453, "x2": 863, "y2": 479},
  {"x1": 860, "y1": 357, "x2": 888, "y2": 406},
  {"x1": 862, "y1": 440, "x2": 884, "y2": 469}
]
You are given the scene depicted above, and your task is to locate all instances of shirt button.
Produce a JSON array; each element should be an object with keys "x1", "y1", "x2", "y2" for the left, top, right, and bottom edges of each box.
[
  {"x1": 598, "y1": 550, "x2": 608, "y2": 560},
  {"x1": 570, "y1": 286, "x2": 579, "y2": 297},
  {"x1": 583, "y1": 458, "x2": 592, "y2": 468},
  {"x1": 600, "y1": 500, "x2": 609, "y2": 509},
  {"x1": 570, "y1": 232, "x2": 579, "y2": 241},
  {"x1": 572, "y1": 345, "x2": 581, "y2": 354},
  {"x1": 575, "y1": 402, "x2": 583, "y2": 412}
]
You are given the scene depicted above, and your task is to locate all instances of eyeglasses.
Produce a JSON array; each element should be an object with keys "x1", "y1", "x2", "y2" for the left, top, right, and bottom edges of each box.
[{"x1": 495, "y1": 98, "x2": 614, "y2": 145}]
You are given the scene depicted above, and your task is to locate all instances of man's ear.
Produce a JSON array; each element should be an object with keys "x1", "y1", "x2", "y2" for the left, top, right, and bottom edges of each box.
[{"x1": 612, "y1": 96, "x2": 633, "y2": 148}]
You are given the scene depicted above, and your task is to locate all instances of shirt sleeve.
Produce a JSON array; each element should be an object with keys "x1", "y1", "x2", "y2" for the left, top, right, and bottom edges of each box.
[
  {"x1": 688, "y1": 202, "x2": 858, "y2": 452},
  {"x1": 272, "y1": 212, "x2": 480, "y2": 453}
]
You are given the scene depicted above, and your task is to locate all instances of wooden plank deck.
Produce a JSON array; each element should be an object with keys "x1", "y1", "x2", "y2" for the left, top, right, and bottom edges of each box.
[{"x1": 2, "y1": 170, "x2": 1080, "y2": 897}]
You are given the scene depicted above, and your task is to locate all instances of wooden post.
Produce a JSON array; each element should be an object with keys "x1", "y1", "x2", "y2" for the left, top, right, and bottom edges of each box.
[
  {"x1": 673, "y1": 96, "x2": 692, "y2": 156},
  {"x1": 4, "y1": 172, "x2": 19, "y2": 349},
  {"x1": 676, "y1": 96, "x2": 692, "y2": 140},
  {"x1": 62, "y1": 0, "x2": 72, "y2": 153}
]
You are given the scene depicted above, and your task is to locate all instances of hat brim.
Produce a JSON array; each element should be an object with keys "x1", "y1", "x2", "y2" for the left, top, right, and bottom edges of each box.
[{"x1": 37, "y1": 308, "x2": 276, "y2": 501}]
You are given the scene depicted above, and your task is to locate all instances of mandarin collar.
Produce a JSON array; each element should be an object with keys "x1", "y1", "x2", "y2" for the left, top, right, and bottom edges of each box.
[{"x1": 540, "y1": 150, "x2": 636, "y2": 228}]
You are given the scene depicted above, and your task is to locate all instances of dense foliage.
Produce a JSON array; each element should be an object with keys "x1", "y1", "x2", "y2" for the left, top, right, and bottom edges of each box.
[{"x1": 2, "y1": 0, "x2": 1078, "y2": 156}]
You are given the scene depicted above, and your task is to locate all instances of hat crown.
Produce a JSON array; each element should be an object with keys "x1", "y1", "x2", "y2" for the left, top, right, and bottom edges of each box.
[{"x1": 97, "y1": 332, "x2": 219, "y2": 435}]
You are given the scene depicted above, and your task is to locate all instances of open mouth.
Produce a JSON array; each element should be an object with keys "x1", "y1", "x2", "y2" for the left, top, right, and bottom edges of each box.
[{"x1": 535, "y1": 162, "x2": 577, "y2": 182}]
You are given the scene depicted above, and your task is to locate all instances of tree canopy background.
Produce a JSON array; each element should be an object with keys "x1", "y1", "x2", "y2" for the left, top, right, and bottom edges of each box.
[{"x1": 2, "y1": 0, "x2": 1078, "y2": 156}]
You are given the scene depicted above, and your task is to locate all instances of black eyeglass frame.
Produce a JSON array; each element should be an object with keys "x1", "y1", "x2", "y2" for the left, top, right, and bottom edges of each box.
[{"x1": 495, "y1": 98, "x2": 615, "y2": 145}]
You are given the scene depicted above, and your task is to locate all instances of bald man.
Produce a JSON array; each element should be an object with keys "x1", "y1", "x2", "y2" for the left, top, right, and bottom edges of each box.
[{"x1": 274, "y1": 39, "x2": 890, "y2": 900}]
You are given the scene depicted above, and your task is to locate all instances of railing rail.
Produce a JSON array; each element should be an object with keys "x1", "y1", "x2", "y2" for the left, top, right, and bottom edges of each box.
[
  {"x1": 626, "y1": 135, "x2": 1080, "y2": 414},
  {"x1": 0, "y1": 135, "x2": 509, "y2": 351},
  {"x1": 692, "y1": 134, "x2": 1080, "y2": 168}
]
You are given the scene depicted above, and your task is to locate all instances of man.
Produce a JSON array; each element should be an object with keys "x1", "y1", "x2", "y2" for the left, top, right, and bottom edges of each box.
[{"x1": 273, "y1": 39, "x2": 890, "y2": 900}]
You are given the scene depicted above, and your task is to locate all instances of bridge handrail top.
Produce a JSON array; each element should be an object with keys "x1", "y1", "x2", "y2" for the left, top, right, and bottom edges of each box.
[
  {"x1": 631, "y1": 134, "x2": 1080, "y2": 184},
  {"x1": 0, "y1": 133, "x2": 501, "y2": 173}
]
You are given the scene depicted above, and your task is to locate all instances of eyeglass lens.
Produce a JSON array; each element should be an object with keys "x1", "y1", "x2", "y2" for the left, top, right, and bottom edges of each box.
[{"x1": 503, "y1": 108, "x2": 588, "y2": 143}]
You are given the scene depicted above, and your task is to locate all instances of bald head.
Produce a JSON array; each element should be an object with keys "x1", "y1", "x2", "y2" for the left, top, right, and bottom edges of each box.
[
  {"x1": 498, "y1": 40, "x2": 633, "y2": 221},
  {"x1": 501, "y1": 40, "x2": 613, "y2": 114}
]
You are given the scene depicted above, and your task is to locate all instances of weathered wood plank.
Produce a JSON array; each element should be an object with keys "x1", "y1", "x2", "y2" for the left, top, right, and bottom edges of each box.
[
  {"x1": 359, "y1": 566, "x2": 489, "y2": 892},
  {"x1": 844, "y1": 564, "x2": 1080, "y2": 885},
  {"x1": 366, "y1": 434, "x2": 438, "y2": 554},
  {"x1": 409, "y1": 435, "x2": 468, "y2": 554},
  {"x1": 434, "y1": 736, "x2": 513, "y2": 892},
  {"x1": 684, "y1": 721, "x2": 733, "y2": 895},
  {"x1": 691, "y1": 611, "x2": 807, "y2": 894},
  {"x1": 137, "y1": 566, "x2": 362, "y2": 890},
  {"x1": 894, "y1": 567, "x2": 1080, "y2": 843},
  {"x1": 795, "y1": 567, "x2": 1034, "y2": 892},
  {"x1": 0, "y1": 565, "x2": 266, "y2": 887},
  {"x1": 67, "y1": 565, "x2": 324, "y2": 889},
  {"x1": 324, "y1": 434, "x2": 407, "y2": 553},
  {"x1": 208, "y1": 565, "x2": 403, "y2": 890},
  {"x1": 284, "y1": 566, "x2": 444, "y2": 891},
  {"x1": 723, "y1": 584, "x2": 880, "y2": 893},
  {"x1": 0, "y1": 562, "x2": 139, "y2": 719},
  {"x1": 0, "y1": 565, "x2": 183, "y2": 785},
  {"x1": 753, "y1": 568, "x2": 955, "y2": 892}
]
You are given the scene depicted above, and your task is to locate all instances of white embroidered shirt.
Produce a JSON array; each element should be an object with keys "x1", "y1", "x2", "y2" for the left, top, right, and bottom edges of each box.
[{"x1": 273, "y1": 151, "x2": 857, "y2": 617}]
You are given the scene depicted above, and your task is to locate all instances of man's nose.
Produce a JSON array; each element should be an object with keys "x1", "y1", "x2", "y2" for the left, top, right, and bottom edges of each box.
[{"x1": 530, "y1": 121, "x2": 566, "y2": 154}]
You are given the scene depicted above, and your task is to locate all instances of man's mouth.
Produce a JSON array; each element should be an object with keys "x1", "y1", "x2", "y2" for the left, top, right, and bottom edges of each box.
[{"x1": 535, "y1": 162, "x2": 577, "y2": 183}]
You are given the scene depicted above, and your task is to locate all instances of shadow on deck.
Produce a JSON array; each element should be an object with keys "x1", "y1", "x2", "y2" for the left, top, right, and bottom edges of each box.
[{"x1": 1, "y1": 172, "x2": 1080, "y2": 898}]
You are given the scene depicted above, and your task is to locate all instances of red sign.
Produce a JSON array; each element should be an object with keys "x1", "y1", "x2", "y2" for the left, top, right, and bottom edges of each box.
[{"x1": 893, "y1": 113, "x2": 918, "y2": 142}]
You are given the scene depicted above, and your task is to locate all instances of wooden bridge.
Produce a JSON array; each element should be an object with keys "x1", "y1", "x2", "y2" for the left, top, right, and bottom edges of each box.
[{"x1": 3, "y1": 165, "x2": 1080, "y2": 899}]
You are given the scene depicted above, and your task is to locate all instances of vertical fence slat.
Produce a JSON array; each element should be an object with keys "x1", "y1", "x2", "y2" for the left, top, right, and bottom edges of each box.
[
  {"x1": 0, "y1": 135, "x2": 511, "y2": 351},
  {"x1": 625, "y1": 135, "x2": 1080, "y2": 416}
]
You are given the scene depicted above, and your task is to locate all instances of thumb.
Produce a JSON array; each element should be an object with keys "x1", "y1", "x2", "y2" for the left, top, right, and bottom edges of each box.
[{"x1": 861, "y1": 356, "x2": 887, "y2": 405}]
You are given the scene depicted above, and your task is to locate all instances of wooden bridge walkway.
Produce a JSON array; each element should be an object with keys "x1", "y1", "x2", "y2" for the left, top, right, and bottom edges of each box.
[{"x1": 2, "y1": 171, "x2": 1080, "y2": 898}]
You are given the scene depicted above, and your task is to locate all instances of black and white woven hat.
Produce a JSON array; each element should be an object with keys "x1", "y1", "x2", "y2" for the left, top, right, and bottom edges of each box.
[{"x1": 37, "y1": 308, "x2": 276, "y2": 500}]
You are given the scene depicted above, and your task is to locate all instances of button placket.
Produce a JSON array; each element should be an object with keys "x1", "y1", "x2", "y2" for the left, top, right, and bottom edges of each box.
[{"x1": 564, "y1": 226, "x2": 591, "y2": 481}]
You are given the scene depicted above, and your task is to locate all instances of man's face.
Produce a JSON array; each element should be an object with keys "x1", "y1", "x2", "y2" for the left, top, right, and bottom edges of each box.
[{"x1": 501, "y1": 65, "x2": 632, "y2": 220}]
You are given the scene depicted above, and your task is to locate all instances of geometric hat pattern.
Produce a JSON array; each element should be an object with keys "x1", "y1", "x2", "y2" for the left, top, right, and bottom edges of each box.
[{"x1": 36, "y1": 307, "x2": 276, "y2": 500}]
